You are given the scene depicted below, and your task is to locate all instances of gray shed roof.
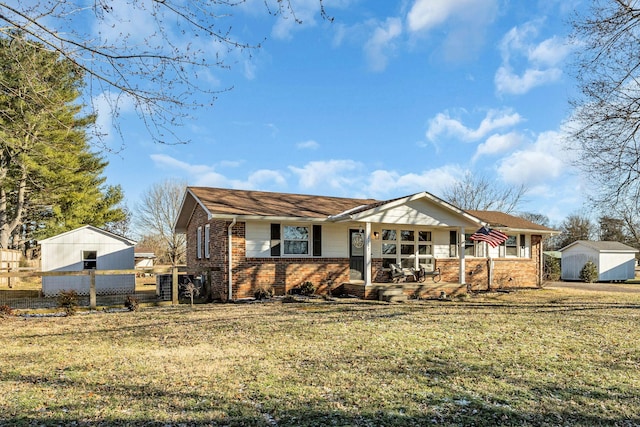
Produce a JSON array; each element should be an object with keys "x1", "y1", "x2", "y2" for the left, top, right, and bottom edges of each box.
[{"x1": 559, "y1": 240, "x2": 639, "y2": 253}]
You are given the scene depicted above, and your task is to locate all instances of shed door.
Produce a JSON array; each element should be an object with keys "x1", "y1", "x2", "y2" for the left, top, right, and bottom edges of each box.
[{"x1": 349, "y1": 229, "x2": 365, "y2": 281}]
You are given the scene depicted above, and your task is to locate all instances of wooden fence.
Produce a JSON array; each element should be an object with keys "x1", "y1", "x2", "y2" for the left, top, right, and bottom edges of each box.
[
  {"x1": 0, "y1": 249, "x2": 20, "y2": 288},
  {"x1": 0, "y1": 266, "x2": 200, "y2": 310}
]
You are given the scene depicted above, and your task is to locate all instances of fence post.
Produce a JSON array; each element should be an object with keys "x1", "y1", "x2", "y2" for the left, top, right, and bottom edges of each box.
[
  {"x1": 89, "y1": 270, "x2": 96, "y2": 310},
  {"x1": 172, "y1": 266, "x2": 179, "y2": 305}
]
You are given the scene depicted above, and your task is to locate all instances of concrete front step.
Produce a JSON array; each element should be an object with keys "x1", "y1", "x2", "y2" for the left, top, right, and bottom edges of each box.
[{"x1": 378, "y1": 286, "x2": 409, "y2": 302}]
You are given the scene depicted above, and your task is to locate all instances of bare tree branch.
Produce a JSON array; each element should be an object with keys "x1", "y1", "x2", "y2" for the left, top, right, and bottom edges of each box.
[{"x1": 0, "y1": 1, "x2": 330, "y2": 146}]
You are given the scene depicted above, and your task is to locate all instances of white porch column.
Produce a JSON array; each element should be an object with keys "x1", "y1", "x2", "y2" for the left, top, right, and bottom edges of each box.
[
  {"x1": 365, "y1": 222, "x2": 372, "y2": 286},
  {"x1": 459, "y1": 227, "x2": 466, "y2": 285}
]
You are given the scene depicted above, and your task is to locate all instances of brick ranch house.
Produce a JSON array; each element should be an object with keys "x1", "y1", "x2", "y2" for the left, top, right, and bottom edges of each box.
[{"x1": 174, "y1": 187, "x2": 555, "y2": 300}]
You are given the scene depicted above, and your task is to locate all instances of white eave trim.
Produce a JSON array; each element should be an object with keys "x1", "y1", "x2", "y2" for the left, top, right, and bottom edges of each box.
[
  {"x1": 342, "y1": 192, "x2": 486, "y2": 227},
  {"x1": 174, "y1": 188, "x2": 214, "y2": 233}
]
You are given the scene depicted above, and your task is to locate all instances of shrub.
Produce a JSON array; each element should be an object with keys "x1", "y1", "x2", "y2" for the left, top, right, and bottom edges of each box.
[
  {"x1": 298, "y1": 281, "x2": 315, "y2": 296},
  {"x1": 57, "y1": 290, "x2": 79, "y2": 315},
  {"x1": 124, "y1": 295, "x2": 140, "y2": 312},
  {"x1": 254, "y1": 284, "x2": 274, "y2": 300},
  {"x1": 580, "y1": 261, "x2": 599, "y2": 283},
  {"x1": 544, "y1": 257, "x2": 561, "y2": 281},
  {"x1": 0, "y1": 305, "x2": 14, "y2": 318}
]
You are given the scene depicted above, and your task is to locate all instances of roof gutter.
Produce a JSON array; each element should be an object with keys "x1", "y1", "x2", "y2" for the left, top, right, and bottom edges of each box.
[{"x1": 228, "y1": 217, "x2": 237, "y2": 302}]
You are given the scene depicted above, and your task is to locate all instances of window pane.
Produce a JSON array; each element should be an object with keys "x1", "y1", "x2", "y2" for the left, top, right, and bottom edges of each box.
[
  {"x1": 382, "y1": 229, "x2": 396, "y2": 241},
  {"x1": 382, "y1": 258, "x2": 394, "y2": 269},
  {"x1": 506, "y1": 246, "x2": 518, "y2": 256},
  {"x1": 400, "y1": 258, "x2": 415, "y2": 268},
  {"x1": 418, "y1": 231, "x2": 431, "y2": 242},
  {"x1": 418, "y1": 244, "x2": 432, "y2": 255},
  {"x1": 401, "y1": 244, "x2": 415, "y2": 255},
  {"x1": 284, "y1": 226, "x2": 308, "y2": 240},
  {"x1": 505, "y1": 235, "x2": 517, "y2": 245},
  {"x1": 382, "y1": 243, "x2": 397, "y2": 255},
  {"x1": 284, "y1": 241, "x2": 308, "y2": 255},
  {"x1": 401, "y1": 230, "x2": 414, "y2": 241}
]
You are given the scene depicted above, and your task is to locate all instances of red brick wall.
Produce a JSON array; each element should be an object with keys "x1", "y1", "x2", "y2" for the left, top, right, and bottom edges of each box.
[{"x1": 433, "y1": 235, "x2": 543, "y2": 290}]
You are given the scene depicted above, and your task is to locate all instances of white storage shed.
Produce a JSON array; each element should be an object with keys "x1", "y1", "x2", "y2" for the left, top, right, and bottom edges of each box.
[
  {"x1": 559, "y1": 240, "x2": 638, "y2": 282},
  {"x1": 40, "y1": 225, "x2": 136, "y2": 296}
]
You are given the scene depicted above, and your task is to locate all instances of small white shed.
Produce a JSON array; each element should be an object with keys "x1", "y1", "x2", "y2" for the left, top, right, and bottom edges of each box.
[
  {"x1": 559, "y1": 240, "x2": 638, "y2": 282},
  {"x1": 134, "y1": 251, "x2": 156, "y2": 269},
  {"x1": 40, "y1": 225, "x2": 136, "y2": 296}
]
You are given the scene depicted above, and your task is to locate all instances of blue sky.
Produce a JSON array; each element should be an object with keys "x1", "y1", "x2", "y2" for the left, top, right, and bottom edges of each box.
[{"x1": 97, "y1": 0, "x2": 584, "y2": 225}]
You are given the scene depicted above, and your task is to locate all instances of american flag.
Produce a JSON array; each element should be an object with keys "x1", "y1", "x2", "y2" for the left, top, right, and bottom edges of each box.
[{"x1": 469, "y1": 226, "x2": 509, "y2": 248}]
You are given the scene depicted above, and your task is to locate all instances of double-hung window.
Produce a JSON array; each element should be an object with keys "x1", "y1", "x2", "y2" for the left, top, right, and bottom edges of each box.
[
  {"x1": 283, "y1": 225, "x2": 310, "y2": 255},
  {"x1": 499, "y1": 235, "x2": 519, "y2": 257},
  {"x1": 464, "y1": 234, "x2": 485, "y2": 257},
  {"x1": 271, "y1": 224, "x2": 322, "y2": 257}
]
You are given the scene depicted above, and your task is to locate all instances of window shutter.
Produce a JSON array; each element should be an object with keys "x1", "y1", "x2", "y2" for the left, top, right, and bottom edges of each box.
[
  {"x1": 270, "y1": 224, "x2": 281, "y2": 256},
  {"x1": 196, "y1": 226, "x2": 202, "y2": 259},
  {"x1": 313, "y1": 225, "x2": 322, "y2": 256},
  {"x1": 204, "y1": 224, "x2": 210, "y2": 258}
]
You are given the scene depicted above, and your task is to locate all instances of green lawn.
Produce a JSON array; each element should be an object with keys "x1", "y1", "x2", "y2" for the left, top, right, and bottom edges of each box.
[{"x1": 1, "y1": 288, "x2": 639, "y2": 426}]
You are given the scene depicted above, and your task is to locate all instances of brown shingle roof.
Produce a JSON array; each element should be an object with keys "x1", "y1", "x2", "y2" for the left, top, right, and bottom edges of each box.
[
  {"x1": 466, "y1": 210, "x2": 556, "y2": 232},
  {"x1": 189, "y1": 187, "x2": 378, "y2": 218}
]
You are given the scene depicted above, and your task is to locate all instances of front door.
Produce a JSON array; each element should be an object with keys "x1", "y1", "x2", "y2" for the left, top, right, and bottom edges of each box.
[{"x1": 349, "y1": 229, "x2": 365, "y2": 281}]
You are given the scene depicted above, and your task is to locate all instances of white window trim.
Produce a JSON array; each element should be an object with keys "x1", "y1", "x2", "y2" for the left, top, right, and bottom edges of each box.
[{"x1": 281, "y1": 224, "x2": 311, "y2": 257}]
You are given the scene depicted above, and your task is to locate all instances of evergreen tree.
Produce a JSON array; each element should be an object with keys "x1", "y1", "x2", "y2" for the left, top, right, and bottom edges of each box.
[{"x1": 0, "y1": 33, "x2": 126, "y2": 248}]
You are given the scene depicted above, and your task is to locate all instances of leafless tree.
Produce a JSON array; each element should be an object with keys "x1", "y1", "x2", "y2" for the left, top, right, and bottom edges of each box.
[
  {"x1": 441, "y1": 172, "x2": 527, "y2": 214},
  {"x1": 134, "y1": 179, "x2": 187, "y2": 265},
  {"x1": 554, "y1": 214, "x2": 594, "y2": 250},
  {"x1": 570, "y1": 0, "x2": 640, "y2": 211},
  {"x1": 0, "y1": 1, "x2": 330, "y2": 145}
]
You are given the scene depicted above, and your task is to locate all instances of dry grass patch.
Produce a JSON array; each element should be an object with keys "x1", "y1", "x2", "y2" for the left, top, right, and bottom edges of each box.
[{"x1": 1, "y1": 288, "x2": 639, "y2": 426}]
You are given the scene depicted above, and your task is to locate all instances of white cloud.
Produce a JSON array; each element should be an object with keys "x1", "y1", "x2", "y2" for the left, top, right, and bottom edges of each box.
[
  {"x1": 495, "y1": 22, "x2": 572, "y2": 95},
  {"x1": 270, "y1": 0, "x2": 321, "y2": 40},
  {"x1": 289, "y1": 160, "x2": 362, "y2": 191},
  {"x1": 406, "y1": 0, "x2": 498, "y2": 61},
  {"x1": 364, "y1": 17, "x2": 403, "y2": 72},
  {"x1": 426, "y1": 109, "x2": 523, "y2": 142},
  {"x1": 297, "y1": 140, "x2": 320, "y2": 150},
  {"x1": 473, "y1": 131, "x2": 526, "y2": 162},
  {"x1": 241, "y1": 170, "x2": 287, "y2": 188},
  {"x1": 529, "y1": 36, "x2": 573, "y2": 67},
  {"x1": 149, "y1": 154, "x2": 286, "y2": 190},
  {"x1": 150, "y1": 154, "x2": 214, "y2": 175},
  {"x1": 366, "y1": 165, "x2": 463, "y2": 198},
  {"x1": 495, "y1": 66, "x2": 562, "y2": 95},
  {"x1": 406, "y1": 0, "x2": 496, "y2": 32},
  {"x1": 497, "y1": 131, "x2": 567, "y2": 185}
]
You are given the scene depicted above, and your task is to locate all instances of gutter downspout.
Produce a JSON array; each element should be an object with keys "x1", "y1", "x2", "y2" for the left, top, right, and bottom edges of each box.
[{"x1": 228, "y1": 217, "x2": 237, "y2": 302}]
